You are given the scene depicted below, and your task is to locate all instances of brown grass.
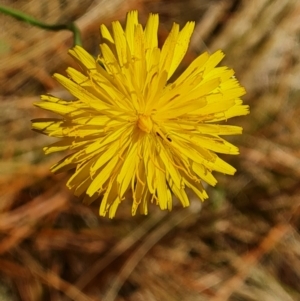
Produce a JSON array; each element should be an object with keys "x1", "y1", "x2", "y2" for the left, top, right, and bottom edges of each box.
[{"x1": 1, "y1": 0, "x2": 300, "y2": 300}]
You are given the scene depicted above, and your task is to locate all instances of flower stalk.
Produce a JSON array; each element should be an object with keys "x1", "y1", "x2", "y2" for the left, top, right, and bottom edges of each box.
[{"x1": 0, "y1": 4, "x2": 82, "y2": 46}]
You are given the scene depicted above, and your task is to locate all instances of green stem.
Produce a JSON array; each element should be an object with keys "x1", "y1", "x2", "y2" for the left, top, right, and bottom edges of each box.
[{"x1": 0, "y1": 4, "x2": 82, "y2": 46}]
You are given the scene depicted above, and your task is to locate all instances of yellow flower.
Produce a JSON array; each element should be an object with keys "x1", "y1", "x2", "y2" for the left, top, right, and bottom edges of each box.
[{"x1": 32, "y1": 11, "x2": 249, "y2": 218}]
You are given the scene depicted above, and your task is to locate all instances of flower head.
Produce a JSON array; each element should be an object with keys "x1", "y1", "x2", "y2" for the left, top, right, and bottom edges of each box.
[{"x1": 32, "y1": 11, "x2": 249, "y2": 218}]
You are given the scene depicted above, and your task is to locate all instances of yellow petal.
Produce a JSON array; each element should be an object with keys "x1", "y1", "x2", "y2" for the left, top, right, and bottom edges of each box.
[
  {"x1": 125, "y1": 10, "x2": 138, "y2": 53},
  {"x1": 100, "y1": 24, "x2": 114, "y2": 44},
  {"x1": 117, "y1": 140, "x2": 138, "y2": 198},
  {"x1": 191, "y1": 162, "x2": 217, "y2": 186},
  {"x1": 112, "y1": 21, "x2": 129, "y2": 66},
  {"x1": 87, "y1": 155, "x2": 120, "y2": 196},
  {"x1": 159, "y1": 23, "x2": 179, "y2": 77},
  {"x1": 69, "y1": 46, "x2": 96, "y2": 72},
  {"x1": 157, "y1": 141, "x2": 182, "y2": 189},
  {"x1": 168, "y1": 21, "x2": 195, "y2": 79},
  {"x1": 183, "y1": 178, "x2": 208, "y2": 201},
  {"x1": 144, "y1": 13, "x2": 159, "y2": 50}
]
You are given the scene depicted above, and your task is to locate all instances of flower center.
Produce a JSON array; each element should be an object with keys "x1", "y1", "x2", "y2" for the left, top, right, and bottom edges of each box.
[{"x1": 137, "y1": 114, "x2": 153, "y2": 133}]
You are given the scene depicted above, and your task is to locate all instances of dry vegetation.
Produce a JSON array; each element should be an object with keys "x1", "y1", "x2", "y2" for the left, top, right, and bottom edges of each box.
[{"x1": 1, "y1": 0, "x2": 300, "y2": 300}]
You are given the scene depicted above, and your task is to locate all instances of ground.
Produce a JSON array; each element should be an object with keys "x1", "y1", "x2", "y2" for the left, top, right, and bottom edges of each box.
[{"x1": 1, "y1": 0, "x2": 300, "y2": 300}]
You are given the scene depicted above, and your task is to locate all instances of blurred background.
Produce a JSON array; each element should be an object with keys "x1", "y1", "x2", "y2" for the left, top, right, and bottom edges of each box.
[{"x1": 1, "y1": 0, "x2": 300, "y2": 300}]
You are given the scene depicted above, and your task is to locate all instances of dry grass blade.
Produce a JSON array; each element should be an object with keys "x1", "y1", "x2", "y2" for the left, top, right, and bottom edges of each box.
[
  {"x1": 211, "y1": 224, "x2": 292, "y2": 301},
  {"x1": 0, "y1": 190, "x2": 68, "y2": 231},
  {"x1": 0, "y1": 224, "x2": 34, "y2": 255},
  {"x1": 102, "y1": 208, "x2": 195, "y2": 301},
  {"x1": 16, "y1": 248, "x2": 97, "y2": 301},
  {"x1": 73, "y1": 210, "x2": 167, "y2": 292}
]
